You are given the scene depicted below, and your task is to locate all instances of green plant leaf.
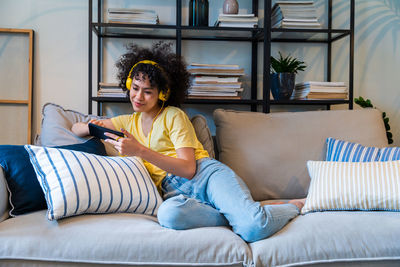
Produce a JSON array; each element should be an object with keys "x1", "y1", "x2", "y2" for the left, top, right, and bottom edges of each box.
[
  {"x1": 355, "y1": 96, "x2": 393, "y2": 144},
  {"x1": 270, "y1": 52, "x2": 306, "y2": 73}
]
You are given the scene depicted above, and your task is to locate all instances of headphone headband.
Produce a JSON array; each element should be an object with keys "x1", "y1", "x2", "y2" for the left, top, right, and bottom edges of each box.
[{"x1": 125, "y1": 60, "x2": 170, "y2": 102}]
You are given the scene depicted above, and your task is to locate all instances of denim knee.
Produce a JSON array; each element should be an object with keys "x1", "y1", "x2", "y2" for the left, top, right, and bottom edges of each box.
[
  {"x1": 157, "y1": 195, "x2": 189, "y2": 230},
  {"x1": 234, "y1": 204, "x2": 300, "y2": 243},
  {"x1": 235, "y1": 219, "x2": 275, "y2": 243},
  {"x1": 157, "y1": 195, "x2": 230, "y2": 230}
]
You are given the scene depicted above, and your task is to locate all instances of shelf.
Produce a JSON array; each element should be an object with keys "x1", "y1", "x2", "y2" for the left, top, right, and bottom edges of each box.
[
  {"x1": 88, "y1": 0, "x2": 354, "y2": 115},
  {"x1": 91, "y1": 97, "x2": 260, "y2": 105},
  {"x1": 270, "y1": 99, "x2": 350, "y2": 105},
  {"x1": 91, "y1": 97, "x2": 349, "y2": 107},
  {"x1": 184, "y1": 99, "x2": 261, "y2": 105},
  {"x1": 181, "y1": 26, "x2": 261, "y2": 41},
  {"x1": 92, "y1": 23, "x2": 350, "y2": 43},
  {"x1": 91, "y1": 97, "x2": 129, "y2": 103},
  {"x1": 92, "y1": 23, "x2": 261, "y2": 41},
  {"x1": 92, "y1": 23, "x2": 177, "y2": 39},
  {"x1": 270, "y1": 29, "x2": 351, "y2": 43}
]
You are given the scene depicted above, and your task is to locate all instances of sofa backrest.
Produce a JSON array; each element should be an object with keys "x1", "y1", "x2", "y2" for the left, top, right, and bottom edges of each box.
[{"x1": 213, "y1": 108, "x2": 388, "y2": 201}]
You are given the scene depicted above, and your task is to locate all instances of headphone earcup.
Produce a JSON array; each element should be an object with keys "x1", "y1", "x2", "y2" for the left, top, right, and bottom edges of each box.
[
  {"x1": 158, "y1": 88, "x2": 170, "y2": 102},
  {"x1": 126, "y1": 77, "x2": 132, "y2": 90},
  {"x1": 159, "y1": 91, "x2": 167, "y2": 101}
]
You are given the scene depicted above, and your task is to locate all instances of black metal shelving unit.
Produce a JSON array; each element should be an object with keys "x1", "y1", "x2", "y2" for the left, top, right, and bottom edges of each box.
[{"x1": 88, "y1": 0, "x2": 354, "y2": 115}]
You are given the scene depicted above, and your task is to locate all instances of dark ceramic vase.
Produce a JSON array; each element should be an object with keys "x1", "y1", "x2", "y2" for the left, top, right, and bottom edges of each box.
[{"x1": 270, "y1": 72, "x2": 296, "y2": 100}]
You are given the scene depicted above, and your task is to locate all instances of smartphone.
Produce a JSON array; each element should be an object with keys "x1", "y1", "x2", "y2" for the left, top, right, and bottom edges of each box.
[{"x1": 88, "y1": 123, "x2": 124, "y2": 140}]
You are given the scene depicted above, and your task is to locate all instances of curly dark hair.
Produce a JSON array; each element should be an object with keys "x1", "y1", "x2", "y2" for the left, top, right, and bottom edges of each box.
[{"x1": 116, "y1": 41, "x2": 190, "y2": 107}]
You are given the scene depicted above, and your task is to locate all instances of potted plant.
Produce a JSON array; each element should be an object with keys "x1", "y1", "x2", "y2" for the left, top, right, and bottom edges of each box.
[{"x1": 270, "y1": 52, "x2": 306, "y2": 100}]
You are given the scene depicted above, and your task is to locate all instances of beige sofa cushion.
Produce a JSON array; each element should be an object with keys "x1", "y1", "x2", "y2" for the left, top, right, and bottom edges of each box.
[
  {"x1": 0, "y1": 211, "x2": 251, "y2": 267},
  {"x1": 213, "y1": 109, "x2": 388, "y2": 201},
  {"x1": 250, "y1": 211, "x2": 400, "y2": 266}
]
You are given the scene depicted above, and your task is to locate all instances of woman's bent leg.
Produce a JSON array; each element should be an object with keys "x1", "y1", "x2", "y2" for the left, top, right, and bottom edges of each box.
[
  {"x1": 157, "y1": 194, "x2": 229, "y2": 229},
  {"x1": 192, "y1": 159, "x2": 300, "y2": 242}
]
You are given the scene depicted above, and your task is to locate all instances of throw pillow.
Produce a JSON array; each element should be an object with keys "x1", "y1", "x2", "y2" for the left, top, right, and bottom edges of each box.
[
  {"x1": 39, "y1": 103, "x2": 105, "y2": 146},
  {"x1": 326, "y1": 137, "x2": 380, "y2": 162},
  {"x1": 0, "y1": 138, "x2": 107, "y2": 217},
  {"x1": 38, "y1": 102, "x2": 118, "y2": 156},
  {"x1": 378, "y1": 147, "x2": 400, "y2": 161},
  {"x1": 190, "y1": 114, "x2": 215, "y2": 158},
  {"x1": 302, "y1": 160, "x2": 400, "y2": 214},
  {"x1": 25, "y1": 145, "x2": 162, "y2": 220}
]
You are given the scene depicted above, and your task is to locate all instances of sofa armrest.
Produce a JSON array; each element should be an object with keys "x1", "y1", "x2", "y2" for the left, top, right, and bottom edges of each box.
[{"x1": 0, "y1": 167, "x2": 9, "y2": 222}]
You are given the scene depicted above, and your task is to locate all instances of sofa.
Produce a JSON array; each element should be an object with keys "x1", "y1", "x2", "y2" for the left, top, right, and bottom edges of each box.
[{"x1": 0, "y1": 103, "x2": 399, "y2": 267}]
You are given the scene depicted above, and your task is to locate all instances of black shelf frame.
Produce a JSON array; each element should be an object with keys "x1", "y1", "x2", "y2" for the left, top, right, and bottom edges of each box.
[{"x1": 88, "y1": 0, "x2": 354, "y2": 115}]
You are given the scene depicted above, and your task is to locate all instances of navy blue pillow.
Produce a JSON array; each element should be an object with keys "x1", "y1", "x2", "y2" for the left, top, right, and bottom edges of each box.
[{"x1": 0, "y1": 138, "x2": 107, "y2": 216}]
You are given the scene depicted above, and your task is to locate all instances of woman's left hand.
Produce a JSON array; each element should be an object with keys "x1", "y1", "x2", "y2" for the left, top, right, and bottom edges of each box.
[{"x1": 104, "y1": 128, "x2": 144, "y2": 156}]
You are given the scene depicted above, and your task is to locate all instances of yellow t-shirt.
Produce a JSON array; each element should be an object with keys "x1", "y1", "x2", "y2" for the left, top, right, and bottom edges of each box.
[{"x1": 111, "y1": 106, "x2": 209, "y2": 189}]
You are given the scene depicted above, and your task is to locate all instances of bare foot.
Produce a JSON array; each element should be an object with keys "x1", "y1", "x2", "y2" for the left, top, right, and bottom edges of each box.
[{"x1": 288, "y1": 198, "x2": 306, "y2": 211}]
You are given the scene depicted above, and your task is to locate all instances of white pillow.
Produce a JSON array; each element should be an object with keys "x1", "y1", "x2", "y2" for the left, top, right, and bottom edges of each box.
[
  {"x1": 302, "y1": 160, "x2": 400, "y2": 214},
  {"x1": 25, "y1": 145, "x2": 162, "y2": 220}
]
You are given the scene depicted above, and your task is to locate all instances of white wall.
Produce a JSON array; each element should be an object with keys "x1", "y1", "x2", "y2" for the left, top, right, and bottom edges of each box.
[{"x1": 0, "y1": 0, "x2": 399, "y2": 144}]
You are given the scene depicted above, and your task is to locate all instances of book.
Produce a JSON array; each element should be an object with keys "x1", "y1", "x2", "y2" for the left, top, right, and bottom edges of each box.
[
  {"x1": 296, "y1": 81, "x2": 346, "y2": 87},
  {"x1": 306, "y1": 87, "x2": 347, "y2": 93},
  {"x1": 188, "y1": 91, "x2": 239, "y2": 96},
  {"x1": 107, "y1": 8, "x2": 159, "y2": 25},
  {"x1": 99, "y1": 82, "x2": 120, "y2": 88},
  {"x1": 189, "y1": 88, "x2": 243, "y2": 92},
  {"x1": 188, "y1": 63, "x2": 240, "y2": 69},
  {"x1": 108, "y1": 19, "x2": 159, "y2": 25},
  {"x1": 188, "y1": 69, "x2": 245, "y2": 76},
  {"x1": 98, "y1": 88, "x2": 125, "y2": 93},
  {"x1": 271, "y1": 0, "x2": 321, "y2": 29},
  {"x1": 107, "y1": 8, "x2": 157, "y2": 16},
  {"x1": 273, "y1": 21, "x2": 321, "y2": 28},
  {"x1": 217, "y1": 17, "x2": 258, "y2": 23},
  {"x1": 187, "y1": 95, "x2": 242, "y2": 100},
  {"x1": 193, "y1": 76, "x2": 239, "y2": 83},
  {"x1": 217, "y1": 21, "x2": 258, "y2": 28},
  {"x1": 215, "y1": 13, "x2": 259, "y2": 28},
  {"x1": 307, "y1": 92, "x2": 348, "y2": 99},
  {"x1": 218, "y1": 13, "x2": 255, "y2": 18},
  {"x1": 192, "y1": 82, "x2": 242, "y2": 88}
]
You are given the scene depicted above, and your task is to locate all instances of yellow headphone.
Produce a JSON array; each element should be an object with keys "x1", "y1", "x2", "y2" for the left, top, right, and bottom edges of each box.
[{"x1": 125, "y1": 60, "x2": 171, "y2": 102}]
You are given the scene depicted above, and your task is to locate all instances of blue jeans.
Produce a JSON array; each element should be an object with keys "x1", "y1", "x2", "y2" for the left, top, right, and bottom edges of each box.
[{"x1": 157, "y1": 158, "x2": 299, "y2": 242}]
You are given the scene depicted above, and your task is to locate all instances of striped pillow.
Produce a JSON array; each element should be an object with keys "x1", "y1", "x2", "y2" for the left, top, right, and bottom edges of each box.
[
  {"x1": 326, "y1": 137, "x2": 380, "y2": 162},
  {"x1": 302, "y1": 160, "x2": 400, "y2": 214},
  {"x1": 24, "y1": 145, "x2": 162, "y2": 220},
  {"x1": 378, "y1": 147, "x2": 400, "y2": 161}
]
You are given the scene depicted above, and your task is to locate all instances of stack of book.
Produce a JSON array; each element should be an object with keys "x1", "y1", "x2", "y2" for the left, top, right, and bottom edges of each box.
[
  {"x1": 187, "y1": 63, "x2": 245, "y2": 99},
  {"x1": 271, "y1": 1, "x2": 321, "y2": 29},
  {"x1": 107, "y1": 8, "x2": 159, "y2": 25},
  {"x1": 97, "y1": 83, "x2": 126, "y2": 98},
  {"x1": 292, "y1": 81, "x2": 348, "y2": 100},
  {"x1": 214, "y1": 14, "x2": 258, "y2": 28}
]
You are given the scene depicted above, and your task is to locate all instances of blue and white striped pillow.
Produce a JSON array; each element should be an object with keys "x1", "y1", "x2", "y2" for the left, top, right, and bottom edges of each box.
[
  {"x1": 24, "y1": 145, "x2": 162, "y2": 220},
  {"x1": 303, "y1": 160, "x2": 400, "y2": 214},
  {"x1": 378, "y1": 147, "x2": 400, "y2": 161},
  {"x1": 326, "y1": 137, "x2": 380, "y2": 162}
]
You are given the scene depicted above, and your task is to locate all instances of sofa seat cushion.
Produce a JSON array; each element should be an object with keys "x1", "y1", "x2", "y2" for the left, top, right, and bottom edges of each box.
[
  {"x1": 249, "y1": 211, "x2": 400, "y2": 267},
  {"x1": 0, "y1": 211, "x2": 252, "y2": 267}
]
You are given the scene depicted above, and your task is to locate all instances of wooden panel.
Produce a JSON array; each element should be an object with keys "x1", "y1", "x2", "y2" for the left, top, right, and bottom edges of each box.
[
  {"x1": 0, "y1": 28, "x2": 33, "y2": 144},
  {"x1": 0, "y1": 104, "x2": 29, "y2": 145}
]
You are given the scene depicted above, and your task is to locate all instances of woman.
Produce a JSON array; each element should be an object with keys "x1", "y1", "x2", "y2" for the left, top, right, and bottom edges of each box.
[{"x1": 72, "y1": 42, "x2": 305, "y2": 242}]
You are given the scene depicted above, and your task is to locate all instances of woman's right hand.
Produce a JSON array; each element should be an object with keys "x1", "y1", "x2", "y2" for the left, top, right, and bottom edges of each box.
[{"x1": 88, "y1": 119, "x2": 105, "y2": 127}]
